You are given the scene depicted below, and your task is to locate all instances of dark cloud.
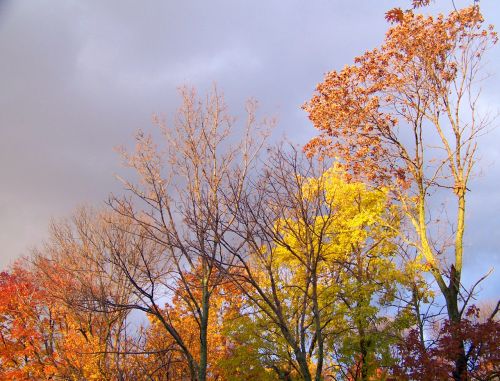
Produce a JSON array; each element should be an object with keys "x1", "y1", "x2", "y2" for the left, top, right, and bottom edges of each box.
[{"x1": 1, "y1": 0, "x2": 499, "y2": 296}]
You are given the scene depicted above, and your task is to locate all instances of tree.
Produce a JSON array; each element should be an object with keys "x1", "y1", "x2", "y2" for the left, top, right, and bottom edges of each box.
[
  {"x1": 304, "y1": 6, "x2": 497, "y2": 380},
  {"x1": 0, "y1": 262, "x2": 133, "y2": 380},
  {"x1": 393, "y1": 304, "x2": 500, "y2": 380},
  {"x1": 219, "y1": 306, "x2": 296, "y2": 381},
  {"x1": 222, "y1": 146, "x2": 407, "y2": 381},
  {"x1": 223, "y1": 148, "x2": 339, "y2": 381},
  {"x1": 34, "y1": 208, "x2": 146, "y2": 379},
  {"x1": 143, "y1": 266, "x2": 248, "y2": 380},
  {"x1": 0, "y1": 265, "x2": 59, "y2": 380},
  {"x1": 107, "y1": 86, "x2": 268, "y2": 381}
]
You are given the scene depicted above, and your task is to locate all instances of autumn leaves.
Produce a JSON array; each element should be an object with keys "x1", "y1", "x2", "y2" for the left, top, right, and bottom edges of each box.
[{"x1": 1, "y1": 5, "x2": 499, "y2": 381}]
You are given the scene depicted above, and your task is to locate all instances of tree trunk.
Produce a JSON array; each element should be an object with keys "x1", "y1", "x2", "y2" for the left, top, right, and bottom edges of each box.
[
  {"x1": 311, "y1": 271, "x2": 324, "y2": 381},
  {"x1": 198, "y1": 269, "x2": 210, "y2": 381},
  {"x1": 448, "y1": 191, "x2": 467, "y2": 381},
  {"x1": 295, "y1": 350, "x2": 313, "y2": 381},
  {"x1": 445, "y1": 270, "x2": 468, "y2": 381},
  {"x1": 358, "y1": 322, "x2": 369, "y2": 381}
]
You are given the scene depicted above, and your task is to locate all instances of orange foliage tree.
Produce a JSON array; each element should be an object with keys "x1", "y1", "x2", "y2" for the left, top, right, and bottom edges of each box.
[
  {"x1": 0, "y1": 263, "x2": 128, "y2": 380},
  {"x1": 0, "y1": 265, "x2": 59, "y2": 380},
  {"x1": 304, "y1": 6, "x2": 497, "y2": 380},
  {"x1": 143, "y1": 265, "x2": 246, "y2": 380}
]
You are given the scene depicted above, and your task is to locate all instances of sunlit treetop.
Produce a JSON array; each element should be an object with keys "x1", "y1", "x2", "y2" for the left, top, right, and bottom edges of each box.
[{"x1": 304, "y1": 6, "x2": 497, "y2": 187}]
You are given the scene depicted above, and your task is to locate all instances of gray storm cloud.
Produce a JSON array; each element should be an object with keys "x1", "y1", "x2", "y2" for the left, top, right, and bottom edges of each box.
[{"x1": 1, "y1": 0, "x2": 499, "y2": 298}]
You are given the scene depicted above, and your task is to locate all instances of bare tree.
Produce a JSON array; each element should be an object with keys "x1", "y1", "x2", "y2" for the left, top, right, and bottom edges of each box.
[
  {"x1": 217, "y1": 146, "x2": 345, "y2": 381},
  {"x1": 106, "y1": 86, "x2": 269, "y2": 381},
  {"x1": 33, "y1": 208, "x2": 142, "y2": 379}
]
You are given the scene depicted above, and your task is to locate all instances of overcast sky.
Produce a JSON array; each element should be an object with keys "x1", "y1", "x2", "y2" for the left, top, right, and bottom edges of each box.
[{"x1": 1, "y1": 0, "x2": 499, "y2": 298}]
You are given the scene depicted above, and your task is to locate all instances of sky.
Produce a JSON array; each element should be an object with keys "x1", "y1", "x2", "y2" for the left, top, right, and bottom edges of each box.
[{"x1": 1, "y1": 0, "x2": 499, "y2": 299}]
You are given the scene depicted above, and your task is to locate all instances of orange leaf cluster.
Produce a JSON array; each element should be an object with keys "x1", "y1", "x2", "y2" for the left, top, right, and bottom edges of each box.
[{"x1": 304, "y1": 6, "x2": 496, "y2": 187}]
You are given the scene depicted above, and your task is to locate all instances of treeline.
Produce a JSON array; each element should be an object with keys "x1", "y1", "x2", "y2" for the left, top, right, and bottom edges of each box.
[{"x1": 1, "y1": 5, "x2": 499, "y2": 381}]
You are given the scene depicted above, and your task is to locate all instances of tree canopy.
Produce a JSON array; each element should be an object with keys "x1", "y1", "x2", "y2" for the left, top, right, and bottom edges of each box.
[{"x1": 1, "y1": 4, "x2": 499, "y2": 381}]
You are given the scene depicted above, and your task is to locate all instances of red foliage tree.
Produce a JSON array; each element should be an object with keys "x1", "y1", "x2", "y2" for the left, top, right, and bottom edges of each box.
[
  {"x1": 393, "y1": 305, "x2": 500, "y2": 380},
  {"x1": 0, "y1": 265, "x2": 59, "y2": 380}
]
